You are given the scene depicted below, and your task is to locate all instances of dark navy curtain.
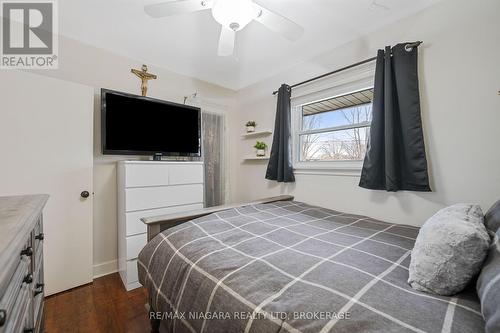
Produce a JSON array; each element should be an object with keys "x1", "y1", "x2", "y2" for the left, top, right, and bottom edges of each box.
[
  {"x1": 359, "y1": 43, "x2": 431, "y2": 192},
  {"x1": 266, "y1": 84, "x2": 295, "y2": 183}
]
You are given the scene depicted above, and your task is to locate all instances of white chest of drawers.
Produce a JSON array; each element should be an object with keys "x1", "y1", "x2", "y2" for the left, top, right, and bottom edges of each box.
[{"x1": 117, "y1": 161, "x2": 204, "y2": 290}]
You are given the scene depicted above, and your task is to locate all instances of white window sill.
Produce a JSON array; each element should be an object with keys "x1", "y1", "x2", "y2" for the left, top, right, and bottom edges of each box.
[{"x1": 293, "y1": 161, "x2": 363, "y2": 177}]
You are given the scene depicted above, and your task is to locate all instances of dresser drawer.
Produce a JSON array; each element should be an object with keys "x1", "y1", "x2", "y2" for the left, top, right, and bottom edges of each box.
[
  {"x1": 125, "y1": 164, "x2": 169, "y2": 187},
  {"x1": 0, "y1": 257, "x2": 30, "y2": 330},
  {"x1": 169, "y1": 164, "x2": 203, "y2": 185},
  {"x1": 33, "y1": 248, "x2": 43, "y2": 289},
  {"x1": 125, "y1": 203, "x2": 204, "y2": 236},
  {"x1": 126, "y1": 233, "x2": 148, "y2": 260},
  {"x1": 33, "y1": 236, "x2": 43, "y2": 275},
  {"x1": 0, "y1": 235, "x2": 31, "y2": 301},
  {"x1": 3, "y1": 283, "x2": 30, "y2": 333},
  {"x1": 33, "y1": 264, "x2": 44, "y2": 327},
  {"x1": 125, "y1": 184, "x2": 204, "y2": 212}
]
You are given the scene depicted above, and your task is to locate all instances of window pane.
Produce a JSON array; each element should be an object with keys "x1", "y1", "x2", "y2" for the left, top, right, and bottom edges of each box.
[
  {"x1": 300, "y1": 127, "x2": 370, "y2": 161},
  {"x1": 302, "y1": 104, "x2": 372, "y2": 131}
]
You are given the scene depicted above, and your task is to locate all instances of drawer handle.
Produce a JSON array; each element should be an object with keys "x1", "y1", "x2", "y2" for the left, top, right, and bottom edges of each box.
[
  {"x1": 34, "y1": 283, "x2": 44, "y2": 296},
  {"x1": 23, "y1": 274, "x2": 33, "y2": 284},
  {"x1": 0, "y1": 309, "x2": 6, "y2": 327},
  {"x1": 20, "y1": 247, "x2": 33, "y2": 257},
  {"x1": 35, "y1": 233, "x2": 44, "y2": 241}
]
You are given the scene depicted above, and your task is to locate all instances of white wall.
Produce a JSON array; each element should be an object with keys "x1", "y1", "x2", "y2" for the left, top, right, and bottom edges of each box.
[
  {"x1": 233, "y1": 0, "x2": 500, "y2": 226},
  {"x1": 30, "y1": 35, "x2": 238, "y2": 277}
]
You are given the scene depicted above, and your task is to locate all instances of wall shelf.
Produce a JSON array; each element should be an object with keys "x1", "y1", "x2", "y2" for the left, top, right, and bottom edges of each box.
[
  {"x1": 241, "y1": 130, "x2": 272, "y2": 139},
  {"x1": 243, "y1": 156, "x2": 270, "y2": 161}
]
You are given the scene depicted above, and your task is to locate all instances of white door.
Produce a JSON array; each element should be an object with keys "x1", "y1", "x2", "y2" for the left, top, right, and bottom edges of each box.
[{"x1": 0, "y1": 70, "x2": 94, "y2": 295}]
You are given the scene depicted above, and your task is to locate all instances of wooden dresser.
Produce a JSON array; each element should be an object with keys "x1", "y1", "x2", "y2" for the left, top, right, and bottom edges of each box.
[{"x1": 0, "y1": 195, "x2": 48, "y2": 333}]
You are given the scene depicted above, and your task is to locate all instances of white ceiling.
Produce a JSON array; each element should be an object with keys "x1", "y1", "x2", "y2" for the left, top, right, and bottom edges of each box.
[{"x1": 60, "y1": 0, "x2": 441, "y2": 90}]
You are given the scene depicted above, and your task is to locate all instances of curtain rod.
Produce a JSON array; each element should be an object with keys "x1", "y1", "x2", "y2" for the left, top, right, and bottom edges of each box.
[{"x1": 272, "y1": 41, "x2": 423, "y2": 95}]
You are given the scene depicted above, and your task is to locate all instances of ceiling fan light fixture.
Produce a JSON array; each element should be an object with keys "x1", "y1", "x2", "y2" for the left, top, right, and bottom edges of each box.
[{"x1": 211, "y1": 0, "x2": 257, "y2": 31}]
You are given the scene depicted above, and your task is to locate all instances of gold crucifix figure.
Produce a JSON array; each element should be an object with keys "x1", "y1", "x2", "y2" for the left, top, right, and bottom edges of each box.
[{"x1": 131, "y1": 64, "x2": 157, "y2": 96}]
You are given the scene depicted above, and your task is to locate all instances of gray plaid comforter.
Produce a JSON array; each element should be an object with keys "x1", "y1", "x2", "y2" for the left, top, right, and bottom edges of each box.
[{"x1": 138, "y1": 200, "x2": 485, "y2": 333}]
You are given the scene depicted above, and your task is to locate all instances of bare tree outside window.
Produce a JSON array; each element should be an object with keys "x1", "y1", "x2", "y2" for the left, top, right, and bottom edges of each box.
[
  {"x1": 300, "y1": 102, "x2": 372, "y2": 161},
  {"x1": 300, "y1": 114, "x2": 322, "y2": 160}
]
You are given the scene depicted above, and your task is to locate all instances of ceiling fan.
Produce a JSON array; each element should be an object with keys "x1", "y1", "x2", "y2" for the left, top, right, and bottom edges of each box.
[{"x1": 144, "y1": 0, "x2": 304, "y2": 56}]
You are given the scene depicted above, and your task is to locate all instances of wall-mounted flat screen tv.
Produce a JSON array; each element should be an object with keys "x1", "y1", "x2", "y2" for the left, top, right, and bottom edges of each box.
[{"x1": 101, "y1": 89, "x2": 201, "y2": 157}]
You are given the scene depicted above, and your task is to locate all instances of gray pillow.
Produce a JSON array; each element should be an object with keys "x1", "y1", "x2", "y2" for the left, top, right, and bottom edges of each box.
[
  {"x1": 408, "y1": 204, "x2": 490, "y2": 296},
  {"x1": 477, "y1": 208, "x2": 500, "y2": 333},
  {"x1": 485, "y1": 200, "x2": 500, "y2": 233}
]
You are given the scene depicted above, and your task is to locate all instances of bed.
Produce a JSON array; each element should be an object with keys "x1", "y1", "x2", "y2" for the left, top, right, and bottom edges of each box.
[{"x1": 137, "y1": 196, "x2": 485, "y2": 333}]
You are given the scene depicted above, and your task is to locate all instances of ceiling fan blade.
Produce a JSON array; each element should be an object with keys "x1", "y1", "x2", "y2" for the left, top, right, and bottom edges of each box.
[
  {"x1": 253, "y1": 3, "x2": 304, "y2": 41},
  {"x1": 145, "y1": 0, "x2": 212, "y2": 18},
  {"x1": 217, "y1": 26, "x2": 235, "y2": 56}
]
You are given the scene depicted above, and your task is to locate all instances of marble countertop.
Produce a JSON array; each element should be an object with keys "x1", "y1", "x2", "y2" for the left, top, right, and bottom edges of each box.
[{"x1": 0, "y1": 194, "x2": 49, "y2": 265}]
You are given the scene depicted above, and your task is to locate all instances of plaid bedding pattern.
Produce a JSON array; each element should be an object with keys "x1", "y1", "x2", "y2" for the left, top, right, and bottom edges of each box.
[{"x1": 138, "y1": 201, "x2": 485, "y2": 333}]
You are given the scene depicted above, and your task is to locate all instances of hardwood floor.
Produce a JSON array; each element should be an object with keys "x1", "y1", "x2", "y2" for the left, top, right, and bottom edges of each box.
[{"x1": 45, "y1": 273, "x2": 150, "y2": 333}]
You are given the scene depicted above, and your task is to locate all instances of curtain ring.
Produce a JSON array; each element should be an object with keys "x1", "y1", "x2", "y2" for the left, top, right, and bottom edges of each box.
[{"x1": 405, "y1": 41, "x2": 422, "y2": 52}]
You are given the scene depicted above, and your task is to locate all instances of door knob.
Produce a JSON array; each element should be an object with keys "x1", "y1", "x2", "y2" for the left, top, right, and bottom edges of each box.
[{"x1": 80, "y1": 191, "x2": 90, "y2": 198}]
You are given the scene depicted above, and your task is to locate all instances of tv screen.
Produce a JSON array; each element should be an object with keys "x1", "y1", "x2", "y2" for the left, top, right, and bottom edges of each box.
[{"x1": 101, "y1": 89, "x2": 201, "y2": 157}]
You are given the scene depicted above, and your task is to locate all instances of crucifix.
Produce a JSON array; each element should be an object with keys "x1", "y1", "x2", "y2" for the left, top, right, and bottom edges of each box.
[{"x1": 131, "y1": 64, "x2": 157, "y2": 96}]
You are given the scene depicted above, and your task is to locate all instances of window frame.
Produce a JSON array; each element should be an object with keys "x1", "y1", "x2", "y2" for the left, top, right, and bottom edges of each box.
[{"x1": 290, "y1": 62, "x2": 375, "y2": 175}]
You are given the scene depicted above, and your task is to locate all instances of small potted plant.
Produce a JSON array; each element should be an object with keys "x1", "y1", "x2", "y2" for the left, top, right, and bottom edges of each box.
[
  {"x1": 254, "y1": 141, "x2": 268, "y2": 157},
  {"x1": 246, "y1": 121, "x2": 257, "y2": 133}
]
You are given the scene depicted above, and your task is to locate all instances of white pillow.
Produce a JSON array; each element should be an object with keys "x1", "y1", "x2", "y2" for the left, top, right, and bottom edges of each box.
[{"x1": 408, "y1": 204, "x2": 491, "y2": 295}]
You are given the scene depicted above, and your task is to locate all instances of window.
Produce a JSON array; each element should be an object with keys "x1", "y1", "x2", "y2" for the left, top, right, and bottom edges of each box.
[{"x1": 294, "y1": 88, "x2": 373, "y2": 170}]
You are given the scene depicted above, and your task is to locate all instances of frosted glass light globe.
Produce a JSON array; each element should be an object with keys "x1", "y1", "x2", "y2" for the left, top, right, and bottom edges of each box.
[{"x1": 212, "y1": 0, "x2": 257, "y2": 31}]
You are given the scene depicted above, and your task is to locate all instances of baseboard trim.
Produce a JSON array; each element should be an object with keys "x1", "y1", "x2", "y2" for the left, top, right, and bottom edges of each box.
[{"x1": 93, "y1": 259, "x2": 118, "y2": 279}]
